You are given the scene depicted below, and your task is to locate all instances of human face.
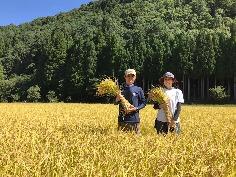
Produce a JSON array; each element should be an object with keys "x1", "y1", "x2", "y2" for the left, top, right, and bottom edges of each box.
[
  {"x1": 125, "y1": 74, "x2": 136, "y2": 85},
  {"x1": 164, "y1": 77, "x2": 173, "y2": 89}
]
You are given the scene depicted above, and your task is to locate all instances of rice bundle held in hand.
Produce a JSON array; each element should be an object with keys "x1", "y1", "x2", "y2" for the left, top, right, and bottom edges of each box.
[
  {"x1": 96, "y1": 78, "x2": 119, "y2": 97},
  {"x1": 96, "y1": 78, "x2": 132, "y2": 113},
  {"x1": 148, "y1": 87, "x2": 173, "y2": 124}
]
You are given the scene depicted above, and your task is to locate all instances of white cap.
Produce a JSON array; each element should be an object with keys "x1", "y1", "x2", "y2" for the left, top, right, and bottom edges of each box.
[
  {"x1": 125, "y1": 69, "x2": 136, "y2": 76},
  {"x1": 163, "y1": 72, "x2": 174, "y2": 78}
]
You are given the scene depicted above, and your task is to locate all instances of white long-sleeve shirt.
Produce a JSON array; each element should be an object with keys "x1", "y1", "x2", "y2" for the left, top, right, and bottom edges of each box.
[{"x1": 156, "y1": 87, "x2": 184, "y2": 123}]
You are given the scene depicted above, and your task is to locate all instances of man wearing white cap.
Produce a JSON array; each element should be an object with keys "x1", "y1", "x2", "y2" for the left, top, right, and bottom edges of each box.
[{"x1": 116, "y1": 69, "x2": 146, "y2": 134}]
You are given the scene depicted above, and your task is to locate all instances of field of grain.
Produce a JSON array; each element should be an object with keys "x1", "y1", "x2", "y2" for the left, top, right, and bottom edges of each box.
[{"x1": 0, "y1": 103, "x2": 235, "y2": 177}]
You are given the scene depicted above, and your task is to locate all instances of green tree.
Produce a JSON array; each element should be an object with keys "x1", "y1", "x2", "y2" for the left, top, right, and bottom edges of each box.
[
  {"x1": 27, "y1": 85, "x2": 41, "y2": 102},
  {"x1": 46, "y1": 90, "x2": 59, "y2": 103},
  {"x1": 193, "y1": 29, "x2": 216, "y2": 76}
]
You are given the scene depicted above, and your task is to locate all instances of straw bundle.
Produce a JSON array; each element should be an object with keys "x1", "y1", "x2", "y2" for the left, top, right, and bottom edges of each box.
[
  {"x1": 148, "y1": 87, "x2": 174, "y2": 126},
  {"x1": 96, "y1": 78, "x2": 132, "y2": 113}
]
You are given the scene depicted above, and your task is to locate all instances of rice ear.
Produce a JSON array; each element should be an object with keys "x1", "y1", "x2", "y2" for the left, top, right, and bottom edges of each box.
[
  {"x1": 96, "y1": 78, "x2": 131, "y2": 114},
  {"x1": 96, "y1": 78, "x2": 120, "y2": 97},
  {"x1": 119, "y1": 94, "x2": 132, "y2": 113},
  {"x1": 148, "y1": 87, "x2": 173, "y2": 123}
]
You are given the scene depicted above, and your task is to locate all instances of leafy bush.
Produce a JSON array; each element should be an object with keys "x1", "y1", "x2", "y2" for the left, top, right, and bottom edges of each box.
[
  {"x1": 0, "y1": 75, "x2": 31, "y2": 102},
  {"x1": 27, "y1": 85, "x2": 41, "y2": 102},
  {"x1": 209, "y1": 86, "x2": 229, "y2": 103},
  {"x1": 46, "y1": 91, "x2": 58, "y2": 103}
]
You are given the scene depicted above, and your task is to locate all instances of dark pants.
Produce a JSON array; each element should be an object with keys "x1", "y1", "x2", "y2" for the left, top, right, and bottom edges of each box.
[
  {"x1": 118, "y1": 122, "x2": 141, "y2": 134},
  {"x1": 154, "y1": 120, "x2": 181, "y2": 134}
]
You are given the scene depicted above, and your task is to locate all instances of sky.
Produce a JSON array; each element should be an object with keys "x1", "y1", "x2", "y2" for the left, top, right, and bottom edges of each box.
[{"x1": 0, "y1": 0, "x2": 92, "y2": 26}]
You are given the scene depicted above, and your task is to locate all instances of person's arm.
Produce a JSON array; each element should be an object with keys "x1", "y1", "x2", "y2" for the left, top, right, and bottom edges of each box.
[
  {"x1": 135, "y1": 89, "x2": 146, "y2": 111},
  {"x1": 173, "y1": 102, "x2": 181, "y2": 121}
]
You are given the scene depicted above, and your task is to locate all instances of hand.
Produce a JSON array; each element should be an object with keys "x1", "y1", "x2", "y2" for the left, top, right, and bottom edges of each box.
[
  {"x1": 125, "y1": 105, "x2": 137, "y2": 114},
  {"x1": 169, "y1": 119, "x2": 176, "y2": 129},
  {"x1": 115, "y1": 92, "x2": 122, "y2": 102}
]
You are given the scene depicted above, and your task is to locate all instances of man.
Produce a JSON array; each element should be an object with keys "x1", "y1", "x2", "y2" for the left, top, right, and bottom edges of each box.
[{"x1": 115, "y1": 69, "x2": 146, "y2": 134}]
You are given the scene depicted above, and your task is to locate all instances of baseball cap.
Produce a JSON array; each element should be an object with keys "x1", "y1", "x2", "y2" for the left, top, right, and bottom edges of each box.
[
  {"x1": 163, "y1": 72, "x2": 174, "y2": 78},
  {"x1": 125, "y1": 69, "x2": 136, "y2": 76},
  {"x1": 159, "y1": 72, "x2": 176, "y2": 84}
]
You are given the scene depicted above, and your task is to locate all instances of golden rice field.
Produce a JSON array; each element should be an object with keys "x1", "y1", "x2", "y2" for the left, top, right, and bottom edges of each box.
[{"x1": 0, "y1": 103, "x2": 235, "y2": 177}]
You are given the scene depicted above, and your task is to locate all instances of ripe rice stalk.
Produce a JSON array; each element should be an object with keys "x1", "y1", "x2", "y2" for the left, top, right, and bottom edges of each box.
[
  {"x1": 96, "y1": 78, "x2": 131, "y2": 113},
  {"x1": 148, "y1": 87, "x2": 173, "y2": 124}
]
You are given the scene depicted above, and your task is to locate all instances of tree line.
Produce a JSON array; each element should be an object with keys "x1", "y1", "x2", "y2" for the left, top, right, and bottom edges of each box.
[{"x1": 0, "y1": 0, "x2": 235, "y2": 102}]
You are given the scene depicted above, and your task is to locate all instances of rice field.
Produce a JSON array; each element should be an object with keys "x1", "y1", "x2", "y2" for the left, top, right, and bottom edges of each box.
[{"x1": 0, "y1": 103, "x2": 235, "y2": 177}]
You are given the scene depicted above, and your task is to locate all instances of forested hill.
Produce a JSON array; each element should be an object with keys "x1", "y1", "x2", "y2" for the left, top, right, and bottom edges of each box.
[{"x1": 0, "y1": 0, "x2": 235, "y2": 102}]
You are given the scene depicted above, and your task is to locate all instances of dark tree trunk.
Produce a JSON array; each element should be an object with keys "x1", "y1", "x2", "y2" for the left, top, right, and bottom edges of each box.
[
  {"x1": 142, "y1": 78, "x2": 145, "y2": 92},
  {"x1": 182, "y1": 74, "x2": 185, "y2": 97},
  {"x1": 187, "y1": 77, "x2": 190, "y2": 101},
  {"x1": 234, "y1": 73, "x2": 236, "y2": 101},
  {"x1": 201, "y1": 77, "x2": 205, "y2": 100},
  {"x1": 206, "y1": 76, "x2": 209, "y2": 100}
]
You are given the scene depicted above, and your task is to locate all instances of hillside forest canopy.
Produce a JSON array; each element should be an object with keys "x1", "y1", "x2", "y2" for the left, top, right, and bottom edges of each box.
[{"x1": 0, "y1": 0, "x2": 235, "y2": 103}]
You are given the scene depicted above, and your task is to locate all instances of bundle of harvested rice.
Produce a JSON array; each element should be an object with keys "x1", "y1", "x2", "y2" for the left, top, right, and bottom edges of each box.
[
  {"x1": 96, "y1": 78, "x2": 119, "y2": 97},
  {"x1": 96, "y1": 78, "x2": 132, "y2": 113},
  {"x1": 148, "y1": 87, "x2": 174, "y2": 125}
]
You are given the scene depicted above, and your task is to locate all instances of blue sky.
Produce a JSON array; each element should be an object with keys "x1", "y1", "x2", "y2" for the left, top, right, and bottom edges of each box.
[{"x1": 0, "y1": 0, "x2": 92, "y2": 26}]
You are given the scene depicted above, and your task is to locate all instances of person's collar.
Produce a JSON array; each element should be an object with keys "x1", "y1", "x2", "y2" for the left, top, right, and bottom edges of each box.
[
  {"x1": 125, "y1": 84, "x2": 134, "y2": 87},
  {"x1": 164, "y1": 86, "x2": 173, "y2": 90}
]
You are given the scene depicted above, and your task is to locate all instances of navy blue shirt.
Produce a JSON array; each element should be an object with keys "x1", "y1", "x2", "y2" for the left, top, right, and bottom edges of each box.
[{"x1": 118, "y1": 84, "x2": 146, "y2": 123}]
